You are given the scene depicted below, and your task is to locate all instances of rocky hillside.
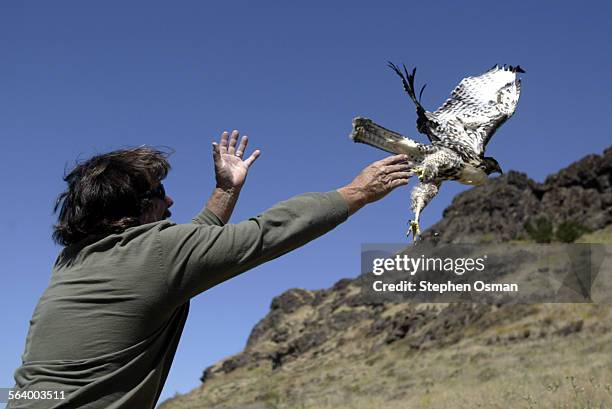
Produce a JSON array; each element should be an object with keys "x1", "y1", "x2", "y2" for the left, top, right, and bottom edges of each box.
[{"x1": 159, "y1": 147, "x2": 612, "y2": 409}]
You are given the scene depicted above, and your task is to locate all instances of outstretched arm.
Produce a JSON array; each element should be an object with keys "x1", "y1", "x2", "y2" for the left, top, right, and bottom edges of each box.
[
  {"x1": 161, "y1": 152, "x2": 412, "y2": 305},
  {"x1": 205, "y1": 130, "x2": 260, "y2": 224}
]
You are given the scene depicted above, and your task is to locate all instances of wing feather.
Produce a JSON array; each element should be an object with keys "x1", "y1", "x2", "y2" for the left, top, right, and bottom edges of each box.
[{"x1": 431, "y1": 65, "x2": 524, "y2": 154}]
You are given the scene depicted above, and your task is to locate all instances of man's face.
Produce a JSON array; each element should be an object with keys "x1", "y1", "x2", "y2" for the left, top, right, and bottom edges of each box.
[{"x1": 139, "y1": 184, "x2": 173, "y2": 224}]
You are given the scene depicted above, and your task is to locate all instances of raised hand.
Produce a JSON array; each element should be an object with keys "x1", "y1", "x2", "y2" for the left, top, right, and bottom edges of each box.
[{"x1": 212, "y1": 130, "x2": 261, "y2": 191}]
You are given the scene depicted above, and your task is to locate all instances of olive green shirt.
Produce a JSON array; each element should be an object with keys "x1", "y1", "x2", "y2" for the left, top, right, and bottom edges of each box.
[{"x1": 9, "y1": 191, "x2": 348, "y2": 408}]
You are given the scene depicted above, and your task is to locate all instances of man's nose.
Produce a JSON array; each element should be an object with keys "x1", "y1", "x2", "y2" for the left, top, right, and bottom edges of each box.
[{"x1": 165, "y1": 195, "x2": 174, "y2": 208}]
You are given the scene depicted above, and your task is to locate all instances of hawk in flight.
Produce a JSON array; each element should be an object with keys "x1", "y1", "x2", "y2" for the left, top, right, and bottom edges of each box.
[{"x1": 351, "y1": 63, "x2": 524, "y2": 240}]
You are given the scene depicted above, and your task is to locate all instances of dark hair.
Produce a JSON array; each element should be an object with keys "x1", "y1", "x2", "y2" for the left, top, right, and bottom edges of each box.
[{"x1": 52, "y1": 146, "x2": 172, "y2": 246}]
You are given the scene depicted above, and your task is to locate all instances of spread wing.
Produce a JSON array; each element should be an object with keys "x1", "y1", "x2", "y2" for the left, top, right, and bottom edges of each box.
[{"x1": 432, "y1": 64, "x2": 524, "y2": 155}]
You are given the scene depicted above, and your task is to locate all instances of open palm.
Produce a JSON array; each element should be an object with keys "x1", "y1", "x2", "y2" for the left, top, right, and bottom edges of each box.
[{"x1": 213, "y1": 130, "x2": 260, "y2": 191}]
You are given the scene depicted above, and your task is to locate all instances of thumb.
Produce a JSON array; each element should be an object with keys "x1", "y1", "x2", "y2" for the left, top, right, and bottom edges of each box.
[
  {"x1": 244, "y1": 149, "x2": 261, "y2": 168},
  {"x1": 212, "y1": 142, "x2": 220, "y2": 163}
]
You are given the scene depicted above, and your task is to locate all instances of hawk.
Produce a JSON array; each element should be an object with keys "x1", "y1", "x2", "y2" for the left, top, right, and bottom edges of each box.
[{"x1": 351, "y1": 63, "x2": 524, "y2": 240}]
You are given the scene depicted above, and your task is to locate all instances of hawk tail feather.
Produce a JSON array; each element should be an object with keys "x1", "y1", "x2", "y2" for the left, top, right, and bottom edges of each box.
[{"x1": 350, "y1": 117, "x2": 424, "y2": 160}]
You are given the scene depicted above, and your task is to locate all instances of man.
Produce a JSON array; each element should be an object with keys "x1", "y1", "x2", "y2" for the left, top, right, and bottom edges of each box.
[{"x1": 9, "y1": 130, "x2": 412, "y2": 408}]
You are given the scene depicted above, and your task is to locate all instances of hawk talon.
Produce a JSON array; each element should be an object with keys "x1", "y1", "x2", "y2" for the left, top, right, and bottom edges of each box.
[
  {"x1": 413, "y1": 166, "x2": 426, "y2": 180},
  {"x1": 406, "y1": 220, "x2": 421, "y2": 242}
]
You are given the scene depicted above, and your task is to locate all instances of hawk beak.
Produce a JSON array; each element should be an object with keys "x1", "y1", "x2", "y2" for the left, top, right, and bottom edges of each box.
[{"x1": 496, "y1": 166, "x2": 504, "y2": 175}]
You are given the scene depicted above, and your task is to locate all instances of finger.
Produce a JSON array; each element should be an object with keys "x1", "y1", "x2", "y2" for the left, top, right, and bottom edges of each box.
[
  {"x1": 244, "y1": 149, "x2": 261, "y2": 168},
  {"x1": 378, "y1": 154, "x2": 409, "y2": 166},
  {"x1": 212, "y1": 142, "x2": 221, "y2": 163},
  {"x1": 384, "y1": 164, "x2": 412, "y2": 174},
  {"x1": 228, "y1": 130, "x2": 239, "y2": 155},
  {"x1": 219, "y1": 131, "x2": 229, "y2": 154},
  {"x1": 389, "y1": 171, "x2": 413, "y2": 180},
  {"x1": 236, "y1": 135, "x2": 248, "y2": 158},
  {"x1": 389, "y1": 178, "x2": 410, "y2": 189}
]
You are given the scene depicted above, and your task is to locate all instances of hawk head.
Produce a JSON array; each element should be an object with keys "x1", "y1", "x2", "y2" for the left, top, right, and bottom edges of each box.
[{"x1": 481, "y1": 157, "x2": 503, "y2": 175}]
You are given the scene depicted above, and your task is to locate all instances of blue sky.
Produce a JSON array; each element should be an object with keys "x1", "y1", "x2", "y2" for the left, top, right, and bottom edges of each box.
[{"x1": 1, "y1": 1, "x2": 611, "y2": 406}]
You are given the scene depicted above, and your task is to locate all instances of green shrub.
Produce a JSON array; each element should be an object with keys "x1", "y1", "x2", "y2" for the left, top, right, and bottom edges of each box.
[
  {"x1": 524, "y1": 217, "x2": 553, "y2": 243},
  {"x1": 555, "y1": 220, "x2": 590, "y2": 243}
]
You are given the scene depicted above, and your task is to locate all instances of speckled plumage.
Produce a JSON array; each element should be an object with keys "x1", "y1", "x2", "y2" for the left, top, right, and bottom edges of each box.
[{"x1": 350, "y1": 63, "x2": 524, "y2": 240}]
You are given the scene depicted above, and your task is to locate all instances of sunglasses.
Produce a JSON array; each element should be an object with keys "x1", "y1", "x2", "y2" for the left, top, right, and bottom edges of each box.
[{"x1": 141, "y1": 183, "x2": 166, "y2": 200}]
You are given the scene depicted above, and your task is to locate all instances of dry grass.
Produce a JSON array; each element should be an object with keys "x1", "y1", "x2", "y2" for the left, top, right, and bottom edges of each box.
[
  {"x1": 576, "y1": 224, "x2": 612, "y2": 244},
  {"x1": 160, "y1": 305, "x2": 612, "y2": 409}
]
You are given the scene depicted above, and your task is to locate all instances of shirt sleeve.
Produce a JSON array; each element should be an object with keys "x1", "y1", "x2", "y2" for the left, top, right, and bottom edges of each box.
[
  {"x1": 158, "y1": 191, "x2": 349, "y2": 306},
  {"x1": 191, "y1": 207, "x2": 225, "y2": 226}
]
